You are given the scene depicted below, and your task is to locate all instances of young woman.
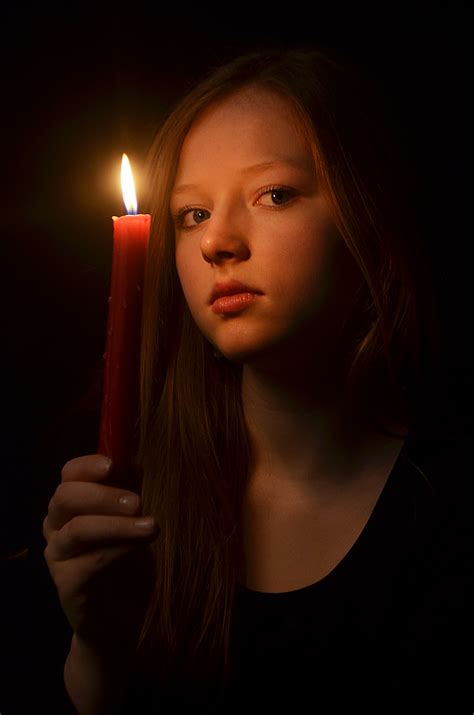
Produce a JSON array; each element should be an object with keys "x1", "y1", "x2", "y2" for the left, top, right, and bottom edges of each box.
[{"x1": 42, "y1": 47, "x2": 473, "y2": 712}]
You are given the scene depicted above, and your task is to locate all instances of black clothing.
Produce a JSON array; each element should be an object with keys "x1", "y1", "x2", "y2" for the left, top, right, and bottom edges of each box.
[{"x1": 122, "y1": 430, "x2": 474, "y2": 712}]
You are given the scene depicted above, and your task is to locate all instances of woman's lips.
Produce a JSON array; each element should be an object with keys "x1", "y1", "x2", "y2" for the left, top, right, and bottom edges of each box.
[{"x1": 211, "y1": 292, "x2": 261, "y2": 314}]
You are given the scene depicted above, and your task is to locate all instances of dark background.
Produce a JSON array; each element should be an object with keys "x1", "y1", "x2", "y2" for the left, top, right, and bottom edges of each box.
[{"x1": 1, "y1": 5, "x2": 473, "y2": 712}]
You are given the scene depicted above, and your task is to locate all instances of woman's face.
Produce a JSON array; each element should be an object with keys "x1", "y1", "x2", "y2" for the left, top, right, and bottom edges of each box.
[{"x1": 172, "y1": 86, "x2": 363, "y2": 367}]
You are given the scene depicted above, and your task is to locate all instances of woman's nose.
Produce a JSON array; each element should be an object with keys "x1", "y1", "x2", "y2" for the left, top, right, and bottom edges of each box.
[{"x1": 200, "y1": 212, "x2": 250, "y2": 265}]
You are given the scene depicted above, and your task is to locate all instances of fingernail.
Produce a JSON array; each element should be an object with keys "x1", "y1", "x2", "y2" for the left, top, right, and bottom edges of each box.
[
  {"x1": 99, "y1": 456, "x2": 112, "y2": 474},
  {"x1": 119, "y1": 494, "x2": 139, "y2": 510},
  {"x1": 134, "y1": 517, "x2": 155, "y2": 530}
]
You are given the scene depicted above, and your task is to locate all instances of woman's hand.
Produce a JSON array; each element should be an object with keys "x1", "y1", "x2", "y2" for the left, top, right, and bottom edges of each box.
[{"x1": 43, "y1": 454, "x2": 159, "y2": 655}]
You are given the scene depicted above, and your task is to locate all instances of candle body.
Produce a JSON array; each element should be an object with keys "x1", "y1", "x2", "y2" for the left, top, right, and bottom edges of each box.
[{"x1": 98, "y1": 213, "x2": 150, "y2": 475}]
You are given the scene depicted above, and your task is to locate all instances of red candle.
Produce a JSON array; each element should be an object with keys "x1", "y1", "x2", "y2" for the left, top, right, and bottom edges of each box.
[{"x1": 98, "y1": 153, "x2": 150, "y2": 478}]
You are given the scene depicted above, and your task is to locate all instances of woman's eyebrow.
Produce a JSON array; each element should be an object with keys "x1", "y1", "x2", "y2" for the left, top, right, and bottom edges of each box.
[
  {"x1": 239, "y1": 157, "x2": 312, "y2": 174},
  {"x1": 172, "y1": 157, "x2": 311, "y2": 197}
]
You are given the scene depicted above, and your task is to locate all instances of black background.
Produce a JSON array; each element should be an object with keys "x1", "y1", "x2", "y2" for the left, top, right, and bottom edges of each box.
[{"x1": 1, "y1": 4, "x2": 473, "y2": 712}]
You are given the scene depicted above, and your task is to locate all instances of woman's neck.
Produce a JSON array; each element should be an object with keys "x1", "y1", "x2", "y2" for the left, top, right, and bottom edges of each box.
[{"x1": 241, "y1": 362, "x2": 408, "y2": 497}]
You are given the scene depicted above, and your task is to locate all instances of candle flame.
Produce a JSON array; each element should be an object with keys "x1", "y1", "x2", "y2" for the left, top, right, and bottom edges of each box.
[{"x1": 121, "y1": 153, "x2": 138, "y2": 214}]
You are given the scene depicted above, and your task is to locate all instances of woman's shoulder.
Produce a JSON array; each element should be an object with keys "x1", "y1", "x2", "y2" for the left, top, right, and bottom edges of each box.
[
  {"x1": 402, "y1": 418, "x2": 474, "y2": 562},
  {"x1": 404, "y1": 413, "x2": 474, "y2": 491}
]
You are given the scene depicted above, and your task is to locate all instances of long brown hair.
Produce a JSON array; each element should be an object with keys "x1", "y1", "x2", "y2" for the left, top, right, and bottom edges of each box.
[{"x1": 134, "y1": 47, "x2": 445, "y2": 691}]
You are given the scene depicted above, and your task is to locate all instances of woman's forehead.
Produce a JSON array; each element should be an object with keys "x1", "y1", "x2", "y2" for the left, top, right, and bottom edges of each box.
[
  {"x1": 193, "y1": 84, "x2": 299, "y2": 129},
  {"x1": 177, "y1": 88, "x2": 311, "y2": 168}
]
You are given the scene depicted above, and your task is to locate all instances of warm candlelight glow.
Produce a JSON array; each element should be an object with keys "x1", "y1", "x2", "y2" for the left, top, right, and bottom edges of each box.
[{"x1": 121, "y1": 153, "x2": 138, "y2": 215}]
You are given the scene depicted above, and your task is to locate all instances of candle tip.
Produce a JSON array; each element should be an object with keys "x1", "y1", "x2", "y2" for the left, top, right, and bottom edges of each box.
[{"x1": 121, "y1": 154, "x2": 138, "y2": 214}]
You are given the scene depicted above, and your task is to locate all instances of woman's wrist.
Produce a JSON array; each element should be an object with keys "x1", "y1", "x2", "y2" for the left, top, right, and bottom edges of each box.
[{"x1": 64, "y1": 633, "x2": 134, "y2": 714}]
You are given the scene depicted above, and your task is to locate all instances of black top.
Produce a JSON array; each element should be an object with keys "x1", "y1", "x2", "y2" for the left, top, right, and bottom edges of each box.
[{"x1": 122, "y1": 430, "x2": 474, "y2": 712}]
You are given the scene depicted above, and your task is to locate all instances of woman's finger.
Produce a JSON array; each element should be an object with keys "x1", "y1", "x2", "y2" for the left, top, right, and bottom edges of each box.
[
  {"x1": 45, "y1": 514, "x2": 159, "y2": 562},
  {"x1": 46, "y1": 481, "x2": 141, "y2": 531},
  {"x1": 46, "y1": 542, "x2": 141, "y2": 603},
  {"x1": 60, "y1": 454, "x2": 113, "y2": 483}
]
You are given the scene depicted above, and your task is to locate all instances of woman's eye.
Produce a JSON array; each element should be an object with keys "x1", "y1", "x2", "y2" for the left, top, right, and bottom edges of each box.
[
  {"x1": 256, "y1": 186, "x2": 295, "y2": 207},
  {"x1": 176, "y1": 207, "x2": 211, "y2": 228}
]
